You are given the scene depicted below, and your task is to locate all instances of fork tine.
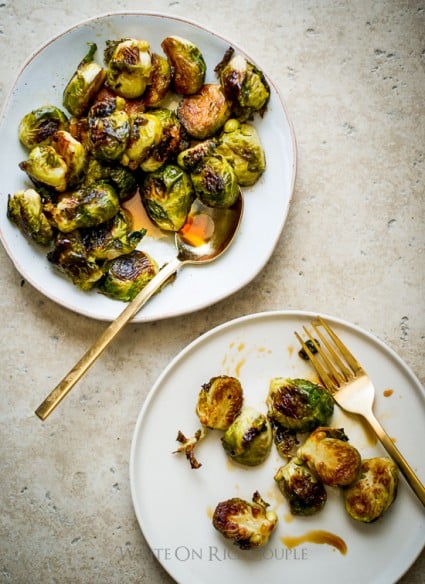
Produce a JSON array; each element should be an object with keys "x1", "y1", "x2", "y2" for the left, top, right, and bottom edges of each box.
[
  {"x1": 310, "y1": 322, "x2": 352, "y2": 382},
  {"x1": 301, "y1": 325, "x2": 345, "y2": 389},
  {"x1": 294, "y1": 330, "x2": 336, "y2": 390},
  {"x1": 315, "y1": 317, "x2": 364, "y2": 375}
]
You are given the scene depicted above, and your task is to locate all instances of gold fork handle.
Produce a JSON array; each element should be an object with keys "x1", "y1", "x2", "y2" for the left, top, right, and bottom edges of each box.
[
  {"x1": 34, "y1": 258, "x2": 182, "y2": 421},
  {"x1": 363, "y1": 410, "x2": 425, "y2": 506}
]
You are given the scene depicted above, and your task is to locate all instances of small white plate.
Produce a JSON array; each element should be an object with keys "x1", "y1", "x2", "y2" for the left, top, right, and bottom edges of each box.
[
  {"x1": 0, "y1": 12, "x2": 296, "y2": 322},
  {"x1": 130, "y1": 310, "x2": 425, "y2": 584}
]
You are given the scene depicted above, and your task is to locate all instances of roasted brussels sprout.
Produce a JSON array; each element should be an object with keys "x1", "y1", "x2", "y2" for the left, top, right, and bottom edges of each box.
[
  {"x1": 81, "y1": 209, "x2": 146, "y2": 261},
  {"x1": 45, "y1": 181, "x2": 120, "y2": 232},
  {"x1": 274, "y1": 457, "x2": 327, "y2": 516},
  {"x1": 176, "y1": 139, "x2": 217, "y2": 171},
  {"x1": 120, "y1": 111, "x2": 162, "y2": 170},
  {"x1": 63, "y1": 43, "x2": 106, "y2": 117},
  {"x1": 139, "y1": 108, "x2": 189, "y2": 173},
  {"x1": 141, "y1": 163, "x2": 194, "y2": 231},
  {"x1": 221, "y1": 406, "x2": 273, "y2": 466},
  {"x1": 98, "y1": 249, "x2": 159, "y2": 301},
  {"x1": 297, "y1": 427, "x2": 361, "y2": 487},
  {"x1": 104, "y1": 38, "x2": 152, "y2": 99},
  {"x1": 190, "y1": 154, "x2": 239, "y2": 208},
  {"x1": 18, "y1": 105, "x2": 68, "y2": 149},
  {"x1": 7, "y1": 188, "x2": 54, "y2": 246},
  {"x1": 196, "y1": 375, "x2": 243, "y2": 430},
  {"x1": 212, "y1": 491, "x2": 278, "y2": 550},
  {"x1": 177, "y1": 84, "x2": 231, "y2": 139},
  {"x1": 267, "y1": 378, "x2": 334, "y2": 432},
  {"x1": 82, "y1": 157, "x2": 138, "y2": 201},
  {"x1": 47, "y1": 230, "x2": 105, "y2": 291},
  {"x1": 51, "y1": 130, "x2": 88, "y2": 188},
  {"x1": 216, "y1": 119, "x2": 266, "y2": 186},
  {"x1": 19, "y1": 145, "x2": 68, "y2": 192},
  {"x1": 215, "y1": 47, "x2": 270, "y2": 120},
  {"x1": 142, "y1": 53, "x2": 172, "y2": 107},
  {"x1": 270, "y1": 419, "x2": 300, "y2": 458},
  {"x1": 343, "y1": 457, "x2": 399, "y2": 523},
  {"x1": 87, "y1": 96, "x2": 130, "y2": 161},
  {"x1": 298, "y1": 338, "x2": 320, "y2": 361},
  {"x1": 161, "y1": 35, "x2": 206, "y2": 95}
]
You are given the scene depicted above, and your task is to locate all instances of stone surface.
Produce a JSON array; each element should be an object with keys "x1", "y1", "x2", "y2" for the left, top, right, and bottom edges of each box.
[{"x1": 0, "y1": 1, "x2": 423, "y2": 583}]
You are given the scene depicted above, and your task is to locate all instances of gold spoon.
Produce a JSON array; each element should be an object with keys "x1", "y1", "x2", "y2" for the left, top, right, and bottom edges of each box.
[{"x1": 35, "y1": 192, "x2": 243, "y2": 420}]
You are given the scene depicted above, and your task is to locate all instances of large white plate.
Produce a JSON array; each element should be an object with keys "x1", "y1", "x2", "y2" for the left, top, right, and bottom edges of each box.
[
  {"x1": 130, "y1": 310, "x2": 425, "y2": 584},
  {"x1": 0, "y1": 12, "x2": 296, "y2": 322}
]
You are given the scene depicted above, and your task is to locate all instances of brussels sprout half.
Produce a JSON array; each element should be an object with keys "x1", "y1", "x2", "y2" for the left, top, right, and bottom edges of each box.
[
  {"x1": 104, "y1": 38, "x2": 152, "y2": 99},
  {"x1": 63, "y1": 43, "x2": 106, "y2": 117},
  {"x1": 88, "y1": 97, "x2": 130, "y2": 162},
  {"x1": 177, "y1": 83, "x2": 231, "y2": 140},
  {"x1": 7, "y1": 188, "x2": 54, "y2": 246},
  {"x1": 18, "y1": 105, "x2": 69, "y2": 150},
  {"x1": 190, "y1": 154, "x2": 239, "y2": 209},
  {"x1": 46, "y1": 180, "x2": 120, "y2": 233},
  {"x1": 221, "y1": 406, "x2": 273, "y2": 466},
  {"x1": 215, "y1": 47, "x2": 270, "y2": 120},
  {"x1": 267, "y1": 378, "x2": 334, "y2": 432},
  {"x1": 161, "y1": 35, "x2": 206, "y2": 95},
  {"x1": 344, "y1": 457, "x2": 398, "y2": 522},
  {"x1": 196, "y1": 375, "x2": 243, "y2": 430},
  {"x1": 98, "y1": 249, "x2": 158, "y2": 301},
  {"x1": 212, "y1": 491, "x2": 278, "y2": 550},
  {"x1": 297, "y1": 427, "x2": 362, "y2": 487},
  {"x1": 217, "y1": 119, "x2": 266, "y2": 186},
  {"x1": 274, "y1": 457, "x2": 327, "y2": 516},
  {"x1": 141, "y1": 163, "x2": 194, "y2": 231}
]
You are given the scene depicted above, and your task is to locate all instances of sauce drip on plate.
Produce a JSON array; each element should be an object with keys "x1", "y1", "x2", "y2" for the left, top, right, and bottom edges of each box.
[{"x1": 281, "y1": 530, "x2": 347, "y2": 555}]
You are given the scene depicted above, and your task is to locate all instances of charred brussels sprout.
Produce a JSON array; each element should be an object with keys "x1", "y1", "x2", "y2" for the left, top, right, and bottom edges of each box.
[
  {"x1": 82, "y1": 157, "x2": 137, "y2": 201},
  {"x1": 344, "y1": 457, "x2": 398, "y2": 523},
  {"x1": 274, "y1": 457, "x2": 327, "y2": 516},
  {"x1": 19, "y1": 145, "x2": 68, "y2": 192},
  {"x1": 51, "y1": 130, "x2": 88, "y2": 188},
  {"x1": 196, "y1": 376, "x2": 243, "y2": 430},
  {"x1": 221, "y1": 406, "x2": 273, "y2": 466},
  {"x1": 190, "y1": 154, "x2": 239, "y2": 208},
  {"x1": 177, "y1": 84, "x2": 231, "y2": 140},
  {"x1": 297, "y1": 427, "x2": 361, "y2": 487},
  {"x1": 98, "y1": 249, "x2": 158, "y2": 301},
  {"x1": 121, "y1": 112, "x2": 162, "y2": 170},
  {"x1": 139, "y1": 108, "x2": 189, "y2": 173},
  {"x1": 88, "y1": 96, "x2": 130, "y2": 161},
  {"x1": 18, "y1": 105, "x2": 68, "y2": 149},
  {"x1": 215, "y1": 47, "x2": 270, "y2": 120},
  {"x1": 212, "y1": 491, "x2": 278, "y2": 550},
  {"x1": 267, "y1": 378, "x2": 334, "y2": 432},
  {"x1": 270, "y1": 419, "x2": 300, "y2": 458},
  {"x1": 141, "y1": 164, "x2": 194, "y2": 231},
  {"x1": 142, "y1": 53, "x2": 172, "y2": 107},
  {"x1": 47, "y1": 230, "x2": 104, "y2": 291},
  {"x1": 216, "y1": 119, "x2": 266, "y2": 186},
  {"x1": 176, "y1": 139, "x2": 217, "y2": 171},
  {"x1": 81, "y1": 209, "x2": 146, "y2": 261},
  {"x1": 63, "y1": 43, "x2": 106, "y2": 117},
  {"x1": 46, "y1": 181, "x2": 120, "y2": 232},
  {"x1": 161, "y1": 35, "x2": 206, "y2": 95},
  {"x1": 104, "y1": 38, "x2": 152, "y2": 99},
  {"x1": 7, "y1": 188, "x2": 54, "y2": 246}
]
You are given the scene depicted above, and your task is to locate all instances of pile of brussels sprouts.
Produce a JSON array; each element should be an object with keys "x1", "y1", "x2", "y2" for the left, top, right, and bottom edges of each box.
[
  {"x1": 7, "y1": 36, "x2": 269, "y2": 300},
  {"x1": 175, "y1": 374, "x2": 399, "y2": 550}
]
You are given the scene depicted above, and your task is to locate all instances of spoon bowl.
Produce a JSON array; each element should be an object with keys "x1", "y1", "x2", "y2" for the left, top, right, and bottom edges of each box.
[{"x1": 35, "y1": 192, "x2": 243, "y2": 420}]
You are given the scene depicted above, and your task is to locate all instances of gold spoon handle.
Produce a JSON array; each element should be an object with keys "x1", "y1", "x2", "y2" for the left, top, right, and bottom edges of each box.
[{"x1": 35, "y1": 257, "x2": 182, "y2": 421}]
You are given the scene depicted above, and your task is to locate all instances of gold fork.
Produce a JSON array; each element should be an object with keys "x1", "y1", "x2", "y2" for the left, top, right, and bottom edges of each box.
[{"x1": 295, "y1": 316, "x2": 425, "y2": 507}]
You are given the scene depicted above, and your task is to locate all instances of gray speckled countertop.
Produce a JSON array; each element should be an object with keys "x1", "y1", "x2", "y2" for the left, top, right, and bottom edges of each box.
[{"x1": 0, "y1": 1, "x2": 423, "y2": 583}]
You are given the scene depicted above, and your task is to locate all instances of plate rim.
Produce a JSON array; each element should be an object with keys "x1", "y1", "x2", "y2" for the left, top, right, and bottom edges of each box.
[
  {"x1": 129, "y1": 308, "x2": 425, "y2": 584},
  {"x1": 0, "y1": 11, "x2": 297, "y2": 323}
]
